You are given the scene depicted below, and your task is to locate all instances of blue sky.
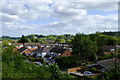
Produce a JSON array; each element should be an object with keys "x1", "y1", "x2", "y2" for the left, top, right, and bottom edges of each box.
[
  {"x1": 1, "y1": 0, "x2": 118, "y2": 37},
  {"x1": 87, "y1": 10, "x2": 118, "y2": 15}
]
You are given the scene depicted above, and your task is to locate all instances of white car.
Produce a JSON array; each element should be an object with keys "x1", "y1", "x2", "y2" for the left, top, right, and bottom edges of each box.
[
  {"x1": 84, "y1": 71, "x2": 93, "y2": 76},
  {"x1": 34, "y1": 62, "x2": 43, "y2": 66}
]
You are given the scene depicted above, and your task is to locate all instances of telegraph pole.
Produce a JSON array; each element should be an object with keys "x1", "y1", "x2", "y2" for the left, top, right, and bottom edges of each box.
[{"x1": 115, "y1": 34, "x2": 118, "y2": 75}]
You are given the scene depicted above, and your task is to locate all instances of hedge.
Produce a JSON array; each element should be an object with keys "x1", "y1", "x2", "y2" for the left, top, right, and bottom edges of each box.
[{"x1": 55, "y1": 56, "x2": 78, "y2": 70}]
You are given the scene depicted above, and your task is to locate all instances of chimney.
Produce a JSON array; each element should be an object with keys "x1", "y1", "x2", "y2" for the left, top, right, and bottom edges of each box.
[
  {"x1": 23, "y1": 44, "x2": 26, "y2": 47},
  {"x1": 37, "y1": 44, "x2": 40, "y2": 48}
]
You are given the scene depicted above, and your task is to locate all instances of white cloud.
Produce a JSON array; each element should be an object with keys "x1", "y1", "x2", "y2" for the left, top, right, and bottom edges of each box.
[
  {"x1": 2, "y1": 13, "x2": 19, "y2": 22},
  {"x1": 1, "y1": 0, "x2": 118, "y2": 36}
]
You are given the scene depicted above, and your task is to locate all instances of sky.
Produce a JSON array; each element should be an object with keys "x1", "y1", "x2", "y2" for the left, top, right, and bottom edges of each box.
[{"x1": 0, "y1": 0, "x2": 119, "y2": 37}]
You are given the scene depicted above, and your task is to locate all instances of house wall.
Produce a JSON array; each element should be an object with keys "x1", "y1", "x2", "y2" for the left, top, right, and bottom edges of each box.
[
  {"x1": 21, "y1": 49, "x2": 32, "y2": 54},
  {"x1": 61, "y1": 50, "x2": 71, "y2": 57},
  {"x1": 17, "y1": 45, "x2": 23, "y2": 47},
  {"x1": 68, "y1": 67, "x2": 81, "y2": 74},
  {"x1": 42, "y1": 52, "x2": 47, "y2": 58}
]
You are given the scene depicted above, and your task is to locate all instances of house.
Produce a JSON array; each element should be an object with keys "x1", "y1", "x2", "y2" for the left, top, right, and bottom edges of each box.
[
  {"x1": 87, "y1": 59, "x2": 120, "y2": 72},
  {"x1": 17, "y1": 46, "x2": 28, "y2": 54},
  {"x1": 12, "y1": 43, "x2": 24, "y2": 48},
  {"x1": 8, "y1": 42, "x2": 11, "y2": 45},
  {"x1": 48, "y1": 46, "x2": 71, "y2": 57},
  {"x1": 17, "y1": 45, "x2": 52, "y2": 58},
  {"x1": 12, "y1": 43, "x2": 39, "y2": 49},
  {"x1": 12, "y1": 43, "x2": 71, "y2": 59},
  {"x1": 102, "y1": 45, "x2": 120, "y2": 54},
  {"x1": 25, "y1": 43, "x2": 39, "y2": 48},
  {"x1": 97, "y1": 59, "x2": 120, "y2": 71},
  {"x1": 44, "y1": 46, "x2": 71, "y2": 64}
]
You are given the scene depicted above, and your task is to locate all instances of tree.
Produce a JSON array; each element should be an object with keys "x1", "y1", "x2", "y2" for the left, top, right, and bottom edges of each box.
[
  {"x1": 48, "y1": 63, "x2": 63, "y2": 79},
  {"x1": 18, "y1": 35, "x2": 28, "y2": 45},
  {"x1": 60, "y1": 38, "x2": 65, "y2": 43},
  {"x1": 71, "y1": 33, "x2": 98, "y2": 62},
  {"x1": 27, "y1": 38, "x2": 32, "y2": 43},
  {"x1": 2, "y1": 40, "x2": 9, "y2": 47},
  {"x1": 35, "y1": 38, "x2": 39, "y2": 43},
  {"x1": 30, "y1": 35, "x2": 36, "y2": 43}
]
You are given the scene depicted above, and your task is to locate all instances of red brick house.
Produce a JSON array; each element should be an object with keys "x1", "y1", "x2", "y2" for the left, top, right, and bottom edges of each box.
[
  {"x1": 61, "y1": 49, "x2": 71, "y2": 57},
  {"x1": 48, "y1": 46, "x2": 71, "y2": 57}
]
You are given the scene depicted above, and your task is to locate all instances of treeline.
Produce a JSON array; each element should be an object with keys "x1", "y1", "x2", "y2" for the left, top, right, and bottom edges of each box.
[
  {"x1": 1, "y1": 36, "x2": 20, "y2": 39},
  {"x1": 102, "y1": 31, "x2": 120, "y2": 36},
  {"x1": 17, "y1": 34, "x2": 73, "y2": 44}
]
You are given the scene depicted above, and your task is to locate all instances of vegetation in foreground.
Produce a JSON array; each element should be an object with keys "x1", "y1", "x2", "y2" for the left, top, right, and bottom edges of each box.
[{"x1": 2, "y1": 46, "x2": 74, "y2": 79}]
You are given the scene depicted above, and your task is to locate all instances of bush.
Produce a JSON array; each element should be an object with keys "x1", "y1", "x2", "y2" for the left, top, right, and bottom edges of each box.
[
  {"x1": 117, "y1": 53, "x2": 120, "y2": 59},
  {"x1": 55, "y1": 56, "x2": 77, "y2": 70},
  {"x1": 98, "y1": 54, "x2": 114, "y2": 60},
  {"x1": 29, "y1": 57, "x2": 45, "y2": 65},
  {"x1": 48, "y1": 63, "x2": 73, "y2": 79},
  {"x1": 78, "y1": 66, "x2": 102, "y2": 74}
]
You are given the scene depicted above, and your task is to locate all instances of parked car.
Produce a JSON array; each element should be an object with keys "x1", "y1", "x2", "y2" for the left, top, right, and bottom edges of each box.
[
  {"x1": 84, "y1": 71, "x2": 93, "y2": 76},
  {"x1": 34, "y1": 62, "x2": 43, "y2": 66}
]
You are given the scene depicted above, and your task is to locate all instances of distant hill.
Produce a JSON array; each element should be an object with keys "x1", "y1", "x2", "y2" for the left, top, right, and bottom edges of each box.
[
  {"x1": 1, "y1": 36, "x2": 20, "y2": 39},
  {"x1": 102, "y1": 31, "x2": 120, "y2": 36}
]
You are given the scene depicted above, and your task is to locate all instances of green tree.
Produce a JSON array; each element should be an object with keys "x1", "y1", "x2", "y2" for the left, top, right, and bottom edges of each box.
[
  {"x1": 60, "y1": 38, "x2": 65, "y2": 43},
  {"x1": 35, "y1": 38, "x2": 39, "y2": 43},
  {"x1": 71, "y1": 33, "x2": 98, "y2": 62},
  {"x1": 18, "y1": 35, "x2": 28, "y2": 45},
  {"x1": 27, "y1": 38, "x2": 32, "y2": 43},
  {"x1": 2, "y1": 40, "x2": 9, "y2": 47},
  {"x1": 49, "y1": 63, "x2": 63, "y2": 79},
  {"x1": 30, "y1": 35, "x2": 36, "y2": 43}
]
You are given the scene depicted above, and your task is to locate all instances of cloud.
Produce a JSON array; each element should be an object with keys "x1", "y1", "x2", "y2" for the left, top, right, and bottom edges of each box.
[
  {"x1": 70, "y1": 2, "x2": 118, "y2": 11},
  {"x1": 1, "y1": 0, "x2": 118, "y2": 36},
  {"x1": 1, "y1": 0, "x2": 51, "y2": 23}
]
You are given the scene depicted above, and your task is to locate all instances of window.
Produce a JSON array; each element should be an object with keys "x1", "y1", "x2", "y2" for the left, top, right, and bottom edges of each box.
[{"x1": 66, "y1": 54, "x2": 69, "y2": 56}]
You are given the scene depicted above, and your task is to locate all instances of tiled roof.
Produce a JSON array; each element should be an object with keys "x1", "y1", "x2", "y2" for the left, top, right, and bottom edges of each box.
[
  {"x1": 16, "y1": 47, "x2": 22, "y2": 49},
  {"x1": 103, "y1": 45, "x2": 120, "y2": 50},
  {"x1": 17, "y1": 47, "x2": 28, "y2": 54},
  {"x1": 12, "y1": 43, "x2": 23, "y2": 46},
  {"x1": 12, "y1": 48, "x2": 17, "y2": 53},
  {"x1": 29, "y1": 48, "x2": 38, "y2": 50},
  {"x1": 44, "y1": 55, "x2": 51, "y2": 58},
  {"x1": 32, "y1": 48, "x2": 43, "y2": 53},
  {"x1": 42, "y1": 47, "x2": 52, "y2": 52},
  {"x1": 103, "y1": 46, "x2": 116, "y2": 50},
  {"x1": 23, "y1": 49, "x2": 32, "y2": 54},
  {"x1": 97, "y1": 59, "x2": 120, "y2": 70},
  {"x1": 49, "y1": 46, "x2": 67, "y2": 53}
]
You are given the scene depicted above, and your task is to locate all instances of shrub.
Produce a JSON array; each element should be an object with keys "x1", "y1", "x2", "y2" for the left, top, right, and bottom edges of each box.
[
  {"x1": 29, "y1": 57, "x2": 45, "y2": 65},
  {"x1": 55, "y1": 56, "x2": 77, "y2": 70}
]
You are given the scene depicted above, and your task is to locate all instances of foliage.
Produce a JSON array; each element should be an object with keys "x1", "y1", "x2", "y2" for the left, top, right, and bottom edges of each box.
[
  {"x1": 2, "y1": 46, "x2": 50, "y2": 79},
  {"x1": 2, "y1": 39, "x2": 13, "y2": 47},
  {"x1": 93, "y1": 68, "x2": 120, "y2": 80},
  {"x1": 29, "y1": 57, "x2": 45, "y2": 65},
  {"x1": 49, "y1": 63, "x2": 63, "y2": 79},
  {"x1": 48, "y1": 63, "x2": 74, "y2": 79},
  {"x1": 55, "y1": 56, "x2": 78, "y2": 70},
  {"x1": 78, "y1": 66, "x2": 102, "y2": 73},
  {"x1": 98, "y1": 54, "x2": 114, "y2": 61},
  {"x1": 118, "y1": 49, "x2": 120, "y2": 59},
  {"x1": 71, "y1": 33, "x2": 98, "y2": 62},
  {"x1": 17, "y1": 35, "x2": 28, "y2": 44}
]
